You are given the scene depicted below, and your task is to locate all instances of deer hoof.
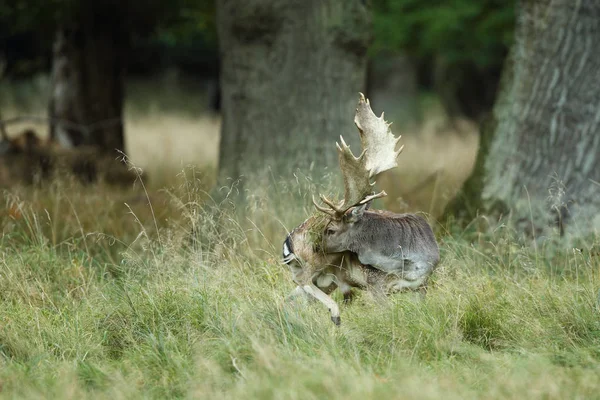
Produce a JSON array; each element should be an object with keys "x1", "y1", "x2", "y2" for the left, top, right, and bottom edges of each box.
[{"x1": 331, "y1": 316, "x2": 341, "y2": 326}]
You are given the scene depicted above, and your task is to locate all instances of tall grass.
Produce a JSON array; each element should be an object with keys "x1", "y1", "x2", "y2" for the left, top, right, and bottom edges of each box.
[
  {"x1": 0, "y1": 166, "x2": 599, "y2": 399},
  {"x1": 1, "y1": 76, "x2": 599, "y2": 399}
]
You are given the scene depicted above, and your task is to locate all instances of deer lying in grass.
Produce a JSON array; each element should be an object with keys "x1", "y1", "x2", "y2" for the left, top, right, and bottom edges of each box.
[
  {"x1": 283, "y1": 93, "x2": 439, "y2": 325},
  {"x1": 0, "y1": 126, "x2": 139, "y2": 187}
]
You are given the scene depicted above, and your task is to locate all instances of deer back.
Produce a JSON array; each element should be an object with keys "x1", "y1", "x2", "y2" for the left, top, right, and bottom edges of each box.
[{"x1": 322, "y1": 209, "x2": 439, "y2": 276}]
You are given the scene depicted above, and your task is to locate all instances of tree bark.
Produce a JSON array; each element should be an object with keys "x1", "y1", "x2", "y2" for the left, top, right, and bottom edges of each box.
[
  {"x1": 216, "y1": 0, "x2": 371, "y2": 188},
  {"x1": 449, "y1": 0, "x2": 600, "y2": 237},
  {"x1": 49, "y1": 6, "x2": 127, "y2": 154}
]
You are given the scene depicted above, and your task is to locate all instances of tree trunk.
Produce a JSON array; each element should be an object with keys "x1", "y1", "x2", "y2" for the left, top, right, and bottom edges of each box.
[
  {"x1": 49, "y1": 7, "x2": 127, "y2": 154},
  {"x1": 433, "y1": 56, "x2": 505, "y2": 124},
  {"x1": 216, "y1": 0, "x2": 371, "y2": 188},
  {"x1": 449, "y1": 0, "x2": 600, "y2": 238},
  {"x1": 366, "y1": 51, "x2": 420, "y2": 130}
]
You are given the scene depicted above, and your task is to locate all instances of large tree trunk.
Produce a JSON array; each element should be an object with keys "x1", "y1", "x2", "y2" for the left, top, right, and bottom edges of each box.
[
  {"x1": 49, "y1": 6, "x2": 127, "y2": 154},
  {"x1": 449, "y1": 0, "x2": 600, "y2": 238},
  {"x1": 216, "y1": 0, "x2": 371, "y2": 187}
]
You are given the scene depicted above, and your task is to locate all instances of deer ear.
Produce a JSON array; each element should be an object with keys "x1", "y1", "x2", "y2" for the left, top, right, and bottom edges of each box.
[{"x1": 344, "y1": 202, "x2": 369, "y2": 223}]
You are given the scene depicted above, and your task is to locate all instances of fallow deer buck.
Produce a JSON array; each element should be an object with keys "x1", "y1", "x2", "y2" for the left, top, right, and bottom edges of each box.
[{"x1": 283, "y1": 93, "x2": 439, "y2": 325}]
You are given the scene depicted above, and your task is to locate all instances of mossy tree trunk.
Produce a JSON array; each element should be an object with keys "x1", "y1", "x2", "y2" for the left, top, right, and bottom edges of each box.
[
  {"x1": 49, "y1": 4, "x2": 127, "y2": 154},
  {"x1": 216, "y1": 0, "x2": 371, "y2": 189},
  {"x1": 446, "y1": 0, "x2": 600, "y2": 237}
]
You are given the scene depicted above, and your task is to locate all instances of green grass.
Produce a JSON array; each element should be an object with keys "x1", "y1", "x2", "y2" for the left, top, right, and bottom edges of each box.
[
  {"x1": 0, "y1": 168, "x2": 599, "y2": 399},
  {"x1": 1, "y1": 76, "x2": 598, "y2": 398}
]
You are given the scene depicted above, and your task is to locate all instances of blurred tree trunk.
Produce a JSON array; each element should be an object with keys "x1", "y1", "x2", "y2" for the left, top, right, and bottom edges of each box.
[
  {"x1": 446, "y1": 0, "x2": 600, "y2": 238},
  {"x1": 433, "y1": 56, "x2": 505, "y2": 124},
  {"x1": 49, "y1": 6, "x2": 127, "y2": 154},
  {"x1": 366, "y1": 51, "x2": 419, "y2": 130},
  {"x1": 217, "y1": 0, "x2": 371, "y2": 188}
]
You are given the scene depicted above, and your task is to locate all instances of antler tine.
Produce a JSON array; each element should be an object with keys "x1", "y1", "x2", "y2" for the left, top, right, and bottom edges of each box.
[
  {"x1": 360, "y1": 190, "x2": 388, "y2": 205},
  {"x1": 396, "y1": 143, "x2": 404, "y2": 158},
  {"x1": 336, "y1": 135, "x2": 365, "y2": 160},
  {"x1": 313, "y1": 195, "x2": 337, "y2": 218},
  {"x1": 336, "y1": 133, "x2": 371, "y2": 210},
  {"x1": 358, "y1": 91, "x2": 368, "y2": 104},
  {"x1": 319, "y1": 194, "x2": 344, "y2": 211}
]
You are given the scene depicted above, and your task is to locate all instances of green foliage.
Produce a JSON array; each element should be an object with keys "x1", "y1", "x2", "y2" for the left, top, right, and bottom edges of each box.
[
  {"x1": 0, "y1": 0, "x2": 216, "y2": 47},
  {"x1": 0, "y1": 0, "x2": 217, "y2": 77},
  {"x1": 154, "y1": 0, "x2": 217, "y2": 46},
  {"x1": 0, "y1": 0, "x2": 76, "y2": 34},
  {"x1": 373, "y1": 0, "x2": 515, "y2": 67}
]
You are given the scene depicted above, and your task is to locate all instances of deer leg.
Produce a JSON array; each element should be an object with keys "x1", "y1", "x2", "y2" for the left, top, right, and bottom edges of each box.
[
  {"x1": 314, "y1": 272, "x2": 337, "y2": 295},
  {"x1": 302, "y1": 283, "x2": 341, "y2": 325},
  {"x1": 343, "y1": 291, "x2": 355, "y2": 303},
  {"x1": 338, "y1": 280, "x2": 355, "y2": 303}
]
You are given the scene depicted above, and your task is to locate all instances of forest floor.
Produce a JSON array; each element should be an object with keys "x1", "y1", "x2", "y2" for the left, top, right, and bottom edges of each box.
[{"x1": 0, "y1": 77, "x2": 598, "y2": 399}]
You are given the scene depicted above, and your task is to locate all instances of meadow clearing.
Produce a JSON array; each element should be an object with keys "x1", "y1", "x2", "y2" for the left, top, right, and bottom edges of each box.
[{"x1": 0, "y1": 77, "x2": 599, "y2": 399}]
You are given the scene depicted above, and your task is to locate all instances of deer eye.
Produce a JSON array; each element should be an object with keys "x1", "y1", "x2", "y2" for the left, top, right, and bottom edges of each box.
[{"x1": 324, "y1": 228, "x2": 336, "y2": 235}]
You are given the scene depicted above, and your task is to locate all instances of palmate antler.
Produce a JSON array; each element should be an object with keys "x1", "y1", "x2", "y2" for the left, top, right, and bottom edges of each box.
[{"x1": 313, "y1": 93, "x2": 404, "y2": 218}]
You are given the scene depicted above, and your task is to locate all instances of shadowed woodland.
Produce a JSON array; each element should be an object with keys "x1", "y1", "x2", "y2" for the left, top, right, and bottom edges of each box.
[{"x1": 0, "y1": 0, "x2": 599, "y2": 398}]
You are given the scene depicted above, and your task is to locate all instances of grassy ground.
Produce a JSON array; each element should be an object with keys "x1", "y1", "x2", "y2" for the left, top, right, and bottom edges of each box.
[
  {"x1": 1, "y1": 77, "x2": 599, "y2": 399},
  {"x1": 0, "y1": 172, "x2": 599, "y2": 399}
]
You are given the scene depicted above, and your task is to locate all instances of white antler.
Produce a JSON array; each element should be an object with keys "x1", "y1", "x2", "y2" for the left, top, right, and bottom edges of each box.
[
  {"x1": 355, "y1": 92, "x2": 404, "y2": 177},
  {"x1": 314, "y1": 93, "x2": 403, "y2": 217}
]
